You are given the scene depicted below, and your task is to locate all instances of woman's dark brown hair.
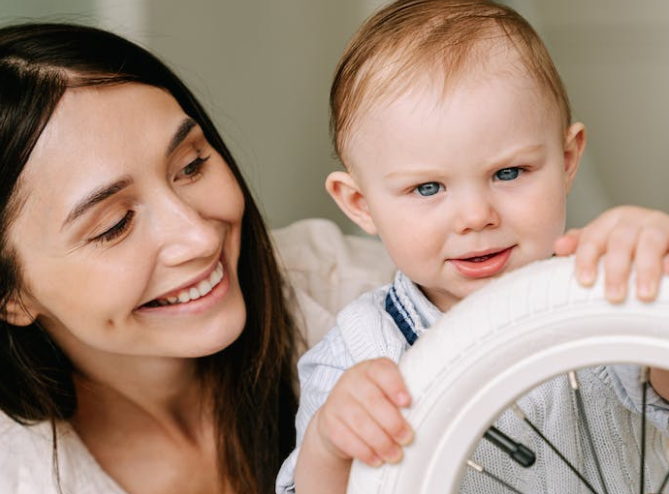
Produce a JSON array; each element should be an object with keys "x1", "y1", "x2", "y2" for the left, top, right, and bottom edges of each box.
[{"x1": 0, "y1": 22, "x2": 299, "y2": 493}]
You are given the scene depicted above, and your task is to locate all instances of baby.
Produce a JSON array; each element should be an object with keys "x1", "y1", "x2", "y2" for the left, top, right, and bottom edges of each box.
[{"x1": 278, "y1": 1, "x2": 669, "y2": 492}]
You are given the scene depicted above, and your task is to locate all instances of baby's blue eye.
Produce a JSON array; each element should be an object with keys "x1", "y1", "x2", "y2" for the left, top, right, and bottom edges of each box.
[
  {"x1": 414, "y1": 182, "x2": 443, "y2": 197},
  {"x1": 495, "y1": 167, "x2": 521, "y2": 181}
]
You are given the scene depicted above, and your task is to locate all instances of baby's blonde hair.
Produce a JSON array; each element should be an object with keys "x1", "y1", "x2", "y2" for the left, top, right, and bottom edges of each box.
[{"x1": 330, "y1": 0, "x2": 571, "y2": 165}]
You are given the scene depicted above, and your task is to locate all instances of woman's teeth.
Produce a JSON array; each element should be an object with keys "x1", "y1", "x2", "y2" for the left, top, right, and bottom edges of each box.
[{"x1": 153, "y1": 261, "x2": 224, "y2": 307}]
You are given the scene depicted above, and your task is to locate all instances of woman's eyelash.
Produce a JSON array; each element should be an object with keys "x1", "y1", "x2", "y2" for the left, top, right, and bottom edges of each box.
[
  {"x1": 89, "y1": 155, "x2": 209, "y2": 245},
  {"x1": 181, "y1": 155, "x2": 210, "y2": 178},
  {"x1": 93, "y1": 210, "x2": 135, "y2": 244}
]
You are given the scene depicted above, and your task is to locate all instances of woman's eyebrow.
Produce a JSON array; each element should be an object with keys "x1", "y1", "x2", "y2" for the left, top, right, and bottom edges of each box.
[
  {"x1": 62, "y1": 177, "x2": 132, "y2": 229},
  {"x1": 167, "y1": 117, "x2": 197, "y2": 156},
  {"x1": 62, "y1": 119, "x2": 197, "y2": 230}
]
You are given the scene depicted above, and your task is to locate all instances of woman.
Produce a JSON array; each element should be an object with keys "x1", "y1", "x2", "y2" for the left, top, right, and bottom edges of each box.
[{"x1": 0, "y1": 23, "x2": 299, "y2": 493}]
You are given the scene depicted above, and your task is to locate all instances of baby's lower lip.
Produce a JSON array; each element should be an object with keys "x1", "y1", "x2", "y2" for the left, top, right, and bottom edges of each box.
[{"x1": 450, "y1": 247, "x2": 513, "y2": 279}]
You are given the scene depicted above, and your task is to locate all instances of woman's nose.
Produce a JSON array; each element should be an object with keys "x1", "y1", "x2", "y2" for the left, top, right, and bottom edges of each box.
[
  {"x1": 453, "y1": 191, "x2": 500, "y2": 234},
  {"x1": 152, "y1": 195, "x2": 220, "y2": 266}
]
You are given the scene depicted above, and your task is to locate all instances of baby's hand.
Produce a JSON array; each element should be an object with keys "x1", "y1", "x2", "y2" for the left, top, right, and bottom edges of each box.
[
  {"x1": 314, "y1": 357, "x2": 413, "y2": 467},
  {"x1": 554, "y1": 205, "x2": 669, "y2": 303}
]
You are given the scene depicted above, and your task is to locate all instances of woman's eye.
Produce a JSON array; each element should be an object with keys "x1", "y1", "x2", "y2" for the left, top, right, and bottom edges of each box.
[
  {"x1": 495, "y1": 167, "x2": 522, "y2": 181},
  {"x1": 92, "y1": 211, "x2": 135, "y2": 244},
  {"x1": 414, "y1": 182, "x2": 444, "y2": 197},
  {"x1": 179, "y1": 155, "x2": 210, "y2": 180}
]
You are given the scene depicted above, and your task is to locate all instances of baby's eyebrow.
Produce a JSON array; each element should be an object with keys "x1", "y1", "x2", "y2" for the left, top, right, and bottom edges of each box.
[
  {"x1": 62, "y1": 176, "x2": 133, "y2": 229},
  {"x1": 490, "y1": 144, "x2": 545, "y2": 163}
]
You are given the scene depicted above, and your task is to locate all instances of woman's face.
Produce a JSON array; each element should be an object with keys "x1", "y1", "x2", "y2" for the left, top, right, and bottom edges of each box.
[{"x1": 7, "y1": 83, "x2": 247, "y2": 363}]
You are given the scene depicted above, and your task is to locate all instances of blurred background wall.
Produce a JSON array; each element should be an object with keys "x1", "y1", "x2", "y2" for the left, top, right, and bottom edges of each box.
[{"x1": 1, "y1": 0, "x2": 668, "y2": 234}]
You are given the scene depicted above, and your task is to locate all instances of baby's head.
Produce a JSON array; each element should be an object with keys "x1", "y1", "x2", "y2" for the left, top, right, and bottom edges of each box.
[
  {"x1": 326, "y1": 0, "x2": 587, "y2": 311},
  {"x1": 331, "y1": 0, "x2": 572, "y2": 162}
]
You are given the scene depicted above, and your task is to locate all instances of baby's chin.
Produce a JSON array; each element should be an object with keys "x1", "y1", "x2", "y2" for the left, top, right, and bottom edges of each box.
[
  {"x1": 461, "y1": 276, "x2": 496, "y2": 295},
  {"x1": 453, "y1": 272, "x2": 510, "y2": 301},
  {"x1": 420, "y1": 280, "x2": 490, "y2": 313}
]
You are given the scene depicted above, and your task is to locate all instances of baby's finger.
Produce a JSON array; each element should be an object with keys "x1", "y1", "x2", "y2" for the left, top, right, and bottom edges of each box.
[
  {"x1": 632, "y1": 228, "x2": 668, "y2": 301},
  {"x1": 572, "y1": 239, "x2": 604, "y2": 287},
  {"x1": 553, "y1": 228, "x2": 581, "y2": 257},
  {"x1": 570, "y1": 208, "x2": 624, "y2": 274},
  {"x1": 339, "y1": 400, "x2": 404, "y2": 464},
  {"x1": 601, "y1": 225, "x2": 638, "y2": 303},
  {"x1": 364, "y1": 358, "x2": 412, "y2": 408},
  {"x1": 324, "y1": 413, "x2": 384, "y2": 467},
  {"x1": 356, "y1": 374, "x2": 414, "y2": 447}
]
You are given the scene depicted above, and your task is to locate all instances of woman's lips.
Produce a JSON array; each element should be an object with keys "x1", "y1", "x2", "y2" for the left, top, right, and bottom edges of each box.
[
  {"x1": 138, "y1": 255, "x2": 228, "y2": 311},
  {"x1": 145, "y1": 261, "x2": 224, "y2": 308},
  {"x1": 449, "y1": 247, "x2": 513, "y2": 279}
]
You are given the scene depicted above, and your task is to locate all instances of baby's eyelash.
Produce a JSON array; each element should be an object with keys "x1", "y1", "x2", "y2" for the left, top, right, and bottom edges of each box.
[
  {"x1": 92, "y1": 210, "x2": 135, "y2": 244},
  {"x1": 494, "y1": 166, "x2": 526, "y2": 181},
  {"x1": 413, "y1": 182, "x2": 444, "y2": 197}
]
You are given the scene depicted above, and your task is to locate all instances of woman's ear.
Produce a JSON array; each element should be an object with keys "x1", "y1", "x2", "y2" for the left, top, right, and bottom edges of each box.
[
  {"x1": 2, "y1": 294, "x2": 36, "y2": 327},
  {"x1": 325, "y1": 171, "x2": 378, "y2": 235},
  {"x1": 563, "y1": 122, "x2": 587, "y2": 193}
]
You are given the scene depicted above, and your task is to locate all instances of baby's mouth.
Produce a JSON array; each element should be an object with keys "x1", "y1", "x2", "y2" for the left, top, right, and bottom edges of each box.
[
  {"x1": 142, "y1": 261, "x2": 224, "y2": 308},
  {"x1": 464, "y1": 253, "x2": 498, "y2": 262},
  {"x1": 457, "y1": 248, "x2": 508, "y2": 263},
  {"x1": 449, "y1": 247, "x2": 514, "y2": 279}
]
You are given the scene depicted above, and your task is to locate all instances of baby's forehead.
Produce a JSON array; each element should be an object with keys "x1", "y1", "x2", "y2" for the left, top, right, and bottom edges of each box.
[
  {"x1": 373, "y1": 41, "x2": 519, "y2": 100},
  {"x1": 340, "y1": 50, "x2": 557, "y2": 160}
]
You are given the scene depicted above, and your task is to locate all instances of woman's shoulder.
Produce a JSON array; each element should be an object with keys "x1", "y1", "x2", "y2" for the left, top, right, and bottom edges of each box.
[
  {"x1": 0, "y1": 410, "x2": 127, "y2": 494},
  {"x1": 0, "y1": 410, "x2": 58, "y2": 492},
  {"x1": 0, "y1": 409, "x2": 54, "y2": 459}
]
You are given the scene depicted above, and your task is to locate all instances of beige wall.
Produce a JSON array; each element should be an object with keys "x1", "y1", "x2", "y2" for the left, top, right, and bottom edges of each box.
[
  {"x1": 140, "y1": 1, "x2": 376, "y2": 233},
  {"x1": 507, "y1": 0, "x2": 669, "y2": 227},
  {"x1": 2, "y1": 1, "x2": 668, "y2": 233}
]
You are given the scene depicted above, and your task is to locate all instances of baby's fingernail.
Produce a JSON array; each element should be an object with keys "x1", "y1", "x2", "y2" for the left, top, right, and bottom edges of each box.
[
  {"x1": 606, "y1": 283, "x2": 625, "y2": 302},
  {"x1": 386, "y1": 446, "x2": 403, "y2": 463},
  {"x1": 578, "y1": 269, "x2": 595, "y2": 285},
  {"x1": 638, "y1": 281, "x2": 656, "y2": 300},
  {"x1": 398, "y1": 427, "x2": 413, "y2": 445},
  {"x1": 397, "y1": 391, "x2": 411, "y2": 406},
  {"x1": 370, "y1": 456, "x2": 383, "y2": 467}
]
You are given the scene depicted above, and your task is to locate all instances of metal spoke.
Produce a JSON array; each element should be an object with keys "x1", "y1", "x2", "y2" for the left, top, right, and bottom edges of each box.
[
  {"x1": 466, "y1": 368, "x2": 655, "y2": 493},
  {"x1": 640, "y1": 367, "x2": 649, "y2": 494},
  {"x1": 569, "y1": 371, "x2": 611, "y2": 494},
  {"x1": 466, "y1": 459, "x2": 526, "y2": 494},
  {"x1": 512, "y1": 403, "x2": 601, "y2": 494}
]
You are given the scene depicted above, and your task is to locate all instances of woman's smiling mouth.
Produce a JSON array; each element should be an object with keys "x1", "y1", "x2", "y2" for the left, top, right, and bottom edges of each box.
[{"x1": 142, "y1": 261, "x2": 224, "y2": 308}]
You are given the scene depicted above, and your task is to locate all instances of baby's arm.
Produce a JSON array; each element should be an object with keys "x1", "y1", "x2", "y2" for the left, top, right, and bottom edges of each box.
[
  {"x1": 294, "y1": 358, "x2": 413, "y2": 494},
  {"x1": 554, "y1": 205, "x2": 669, "y2": 303}
]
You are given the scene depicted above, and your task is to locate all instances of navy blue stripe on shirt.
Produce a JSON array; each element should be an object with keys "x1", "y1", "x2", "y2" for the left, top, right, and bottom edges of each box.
[{"x1": 384, "y1": 285, "x2": 418, "y2": 346}]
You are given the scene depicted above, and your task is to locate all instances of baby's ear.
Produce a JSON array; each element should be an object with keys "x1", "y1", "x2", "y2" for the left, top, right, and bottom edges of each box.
[
  {"x1": 563, "y1": 122, "x2": 587, "y2": 193},
  {"x1": 325, "y1": 171, "x2": 378, "y2": 235},
  {"x1": 2, "y1": 294, "x2": 36, "y2": 327}
]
